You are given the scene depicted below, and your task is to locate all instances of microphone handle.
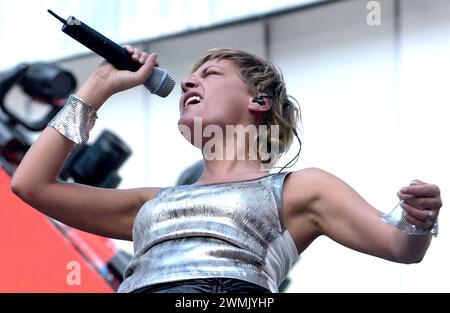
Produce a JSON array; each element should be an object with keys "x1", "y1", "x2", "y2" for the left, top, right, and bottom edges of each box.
[{"x1": 62, "y1": 17, "x2": 141, "y2": 72}]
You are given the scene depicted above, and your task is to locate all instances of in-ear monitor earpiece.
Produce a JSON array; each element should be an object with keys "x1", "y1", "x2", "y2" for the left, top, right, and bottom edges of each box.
[{"x1": 252, "y1": 93, "x2": 269, "y2": 106}]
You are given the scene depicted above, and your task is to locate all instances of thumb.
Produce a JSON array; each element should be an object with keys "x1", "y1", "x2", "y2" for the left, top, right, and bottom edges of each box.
[{"x1": 134, "y1": 53, "x2": 158, "y2": 84}]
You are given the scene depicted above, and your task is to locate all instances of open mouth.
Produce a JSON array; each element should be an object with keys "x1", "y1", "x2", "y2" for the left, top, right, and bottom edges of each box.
[
  {"x1": 184, "y1": 95, "x2": 202, "y2": 107},
  {"x1": 183, "y1": 91, "x2": 203, "y2": 108}
]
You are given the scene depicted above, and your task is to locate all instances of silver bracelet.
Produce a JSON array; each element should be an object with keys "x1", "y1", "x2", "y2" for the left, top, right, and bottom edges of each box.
[
  {"x1": 380, "y1": 201, "x2": 438, "y2": 237},
  {"x1": 48, "y1": 94, "x2": 98, "y2": 145}
]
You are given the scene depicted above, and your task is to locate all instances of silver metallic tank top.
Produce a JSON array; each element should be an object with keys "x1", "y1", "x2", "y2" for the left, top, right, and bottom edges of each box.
[{"x1": 118, "y1": 172, "x2": 299, "y2": 293}]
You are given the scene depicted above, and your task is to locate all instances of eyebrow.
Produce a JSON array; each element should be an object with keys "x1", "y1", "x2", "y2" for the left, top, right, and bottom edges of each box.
[
  {"x1": 187, "y1": 65, "x2": 225, "y2": 78},
  {"x1": 205, "y1": 65, "x2": 223, "y2": 70}
]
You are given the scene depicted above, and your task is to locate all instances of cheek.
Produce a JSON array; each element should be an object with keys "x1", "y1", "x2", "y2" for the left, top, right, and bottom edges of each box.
[{"x1": 215, "y1": 95, "x2": 248, "y2": 121}]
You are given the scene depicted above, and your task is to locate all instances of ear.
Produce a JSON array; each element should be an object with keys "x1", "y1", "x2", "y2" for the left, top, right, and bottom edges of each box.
[{"x1": 248, "y1": 95, "x2": 272, "y2": 113}]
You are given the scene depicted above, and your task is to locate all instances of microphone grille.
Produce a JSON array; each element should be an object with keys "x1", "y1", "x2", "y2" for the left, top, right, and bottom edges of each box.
[{"x1": 143, "y1": 67, "x2": 176, "y2": 98}]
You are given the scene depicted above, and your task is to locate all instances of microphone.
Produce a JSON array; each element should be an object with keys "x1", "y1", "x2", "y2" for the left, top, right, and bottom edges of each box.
[{"x1": 48, "y1": 10, "x2": 175, "y2": 98}]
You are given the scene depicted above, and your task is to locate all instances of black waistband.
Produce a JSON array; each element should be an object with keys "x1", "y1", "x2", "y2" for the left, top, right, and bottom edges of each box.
[{"x1": 132, "y1": 278, "x2": 272, "y2": 293}]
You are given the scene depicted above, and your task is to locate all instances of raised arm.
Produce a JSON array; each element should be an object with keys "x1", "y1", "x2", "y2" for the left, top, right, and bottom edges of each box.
[
  {"x1": 11, "y1": 47, "x2": 159, "y2": 240},
  {"x1": 286, "y1": 168, "x2": 441, "y2": 263}
]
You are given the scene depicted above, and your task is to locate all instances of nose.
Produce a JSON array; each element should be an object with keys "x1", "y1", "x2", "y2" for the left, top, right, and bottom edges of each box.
[{"x1": 181, "y1": 76, "x2": 199, "y2": 92}]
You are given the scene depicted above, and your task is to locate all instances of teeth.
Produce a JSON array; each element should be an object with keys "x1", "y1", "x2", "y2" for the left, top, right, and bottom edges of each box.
[{"x1": 185, "y1": 96, "x2": 202, "y2": 107}]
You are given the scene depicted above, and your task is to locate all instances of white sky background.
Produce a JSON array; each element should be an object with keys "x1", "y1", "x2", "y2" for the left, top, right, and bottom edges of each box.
[{"x1": 0, "y1": 0, "x2": 322, "y2": 71}]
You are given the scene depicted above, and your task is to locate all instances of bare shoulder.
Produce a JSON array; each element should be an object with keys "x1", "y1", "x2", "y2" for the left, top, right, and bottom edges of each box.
[
  {"x1": 285, "y1": 167, "x2": 355, "y2": 202},
  {"x1": 284, "y1": 168, "x2": 335, "y2": 206},
  {"x1": 287, "y1": 167, "x2": 339, "y2": 184}
]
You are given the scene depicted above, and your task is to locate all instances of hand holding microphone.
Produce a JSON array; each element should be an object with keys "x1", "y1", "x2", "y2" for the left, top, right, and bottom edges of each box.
[
  {"x1": 93, "y1": 45, "x2": 159, "y2": 97},
  {"x1": 48, "y1": 10, "x2": 175, "y2": 98}
]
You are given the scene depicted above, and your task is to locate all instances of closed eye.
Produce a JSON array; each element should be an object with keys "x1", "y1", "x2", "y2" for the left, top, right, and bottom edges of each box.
[{"x1": 201, "y1": 69, "x2": 220, "y2": 78}]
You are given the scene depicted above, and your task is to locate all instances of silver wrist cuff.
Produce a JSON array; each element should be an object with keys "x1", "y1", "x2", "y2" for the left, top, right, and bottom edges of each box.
[
  {"x1": 381, "y1": 201, "x2": 438, "y2": 237},
  {"x1": 48, "y1": 94, "x2": 98, "y2": 145}
]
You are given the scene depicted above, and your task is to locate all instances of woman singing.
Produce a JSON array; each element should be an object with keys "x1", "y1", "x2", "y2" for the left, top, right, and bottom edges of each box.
[{"x1": 11, "y1": 47, "x2": 442, "y2": 293}]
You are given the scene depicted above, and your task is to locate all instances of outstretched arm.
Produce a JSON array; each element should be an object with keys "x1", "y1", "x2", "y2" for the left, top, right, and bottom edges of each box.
[
  {"x1": 11, "y1": 47, "x2": 159, "y2": 240},
  {"x1": 288, "y1": 168, "x2": 441, "y2": 263}
]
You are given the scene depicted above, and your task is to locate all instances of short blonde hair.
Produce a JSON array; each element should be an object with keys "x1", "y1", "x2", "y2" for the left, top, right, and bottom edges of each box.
[{"x1": 192, "y1": 48, "x2": 301, "y2": 165}]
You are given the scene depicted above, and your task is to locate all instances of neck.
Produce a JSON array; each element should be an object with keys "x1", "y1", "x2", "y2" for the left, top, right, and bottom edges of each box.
[
  {"x1": 197, "y1": 130, "x2": 269, "y2": 182},
  {"x1": 199, "y1": 159, "x2": 268, "y2": 184}
]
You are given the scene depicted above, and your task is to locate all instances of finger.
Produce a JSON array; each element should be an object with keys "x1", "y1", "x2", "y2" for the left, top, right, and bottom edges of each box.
[
  {"x1": 400, "y1": 197, "x2": 442, "y2": 209},
  {"x1": 410, "y1": 179, "x2": 426, "y2": 185},
  {"x1": 124, "y1": 46, "x2": 146, "y2": 63},
  {"x1": 134, "y1": 53, "x2": 157, "y2": 83},
  {"x1": 123, "y1": 45, "x2": 134, "y2": 55},
  {"x1": 400, "y1": 202, "x2": 432, "y2": 222},
  {"x1": 400, "y1": 184, "x2": 440, "y2": 197},
  {"x1": 397, "y1": 191, "x2": 415, "y2": 201},
  {"x1": 139, "y1": 52, "x2": 149, "y2": 64},
  {"x1": 405, "y1": 213, "x2": 434, "y2": 230},
  {"x1": 132, "y1": 50, "x2": 142, "y2": 62}
]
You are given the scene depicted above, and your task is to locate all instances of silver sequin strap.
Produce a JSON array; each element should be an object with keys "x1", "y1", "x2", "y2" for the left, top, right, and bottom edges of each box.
[
  {"x1": 48, "y1": 94, "x2": 98, "y2": 145},
  {"x1": 380, "y1": 201, "x2": 438, "y2": 237}
]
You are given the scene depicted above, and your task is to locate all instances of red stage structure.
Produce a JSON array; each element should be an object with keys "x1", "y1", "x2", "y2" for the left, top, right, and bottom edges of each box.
[{"x1": 0, "y1": 168, "x2": 119, "y2": 292}]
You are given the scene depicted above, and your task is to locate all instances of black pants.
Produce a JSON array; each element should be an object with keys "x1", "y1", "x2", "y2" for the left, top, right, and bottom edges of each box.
[{"x1": 132, "y1": 278, "x2": 271, "y2": 293}]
